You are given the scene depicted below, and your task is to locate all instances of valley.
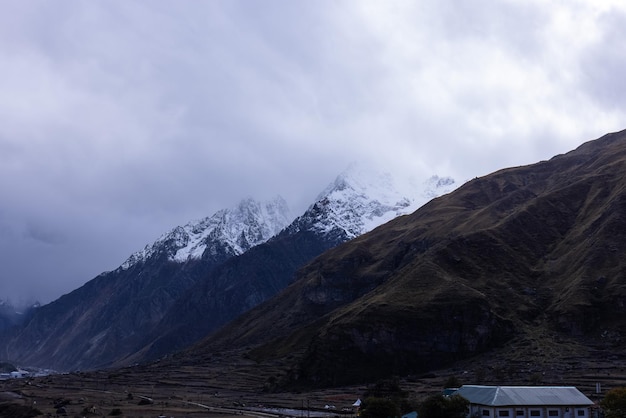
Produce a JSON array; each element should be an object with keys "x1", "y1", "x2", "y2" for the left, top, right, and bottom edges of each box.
[
  {"x1": 2, "y1": 340, "x2": 626, "y2": 417},
  {"x1": 4, "y1": 130, "x2": 626, "y2": 416},
  {"x1": 3, "y1": 317, "x2": 626, "y2": 417}
]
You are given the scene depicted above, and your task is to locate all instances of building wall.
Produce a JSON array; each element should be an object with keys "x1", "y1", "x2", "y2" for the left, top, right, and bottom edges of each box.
[{"x1": 468, "y1": 405, "x2": 589, "y2": 418}]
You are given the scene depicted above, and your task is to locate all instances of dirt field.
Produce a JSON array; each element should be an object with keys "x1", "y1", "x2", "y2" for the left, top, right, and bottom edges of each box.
[
  {"x1": 0, "y1": 360, "x2": 369, "y2": 418},
  {"x1": 3, "y1": 343, "x2": 626, "y2": 417}
]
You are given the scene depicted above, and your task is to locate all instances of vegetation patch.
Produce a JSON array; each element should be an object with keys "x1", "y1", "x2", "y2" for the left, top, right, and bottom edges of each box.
[
  {"x1": 0, "y1": 402, "x2": 42, "y2": 418},
  {"x1": 0, "y1": 362, "x2": 16, "y2": 373}
]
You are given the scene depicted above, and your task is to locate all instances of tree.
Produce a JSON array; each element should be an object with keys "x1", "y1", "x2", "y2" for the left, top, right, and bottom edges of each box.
[
  {"x1": 365, "y1": 378, "x2": 407, "y2": 399},
  {"x1": 361, "y1": 397, "x2": 400, "y2": 418},
  {"x1": 0, "y1": 362, "x2": 17, "y2": 373},
  {"x1": 362, "y1": 378, "x2": 416, "y2": 416},
  {"x1": 418, "y1": 394, "x2": 468, "y2": 418},
  {"x1": 602, "y1": 387, "x2": 626, "y2": 418},
  {"x1": 444, "y1": 375, "x2": 461, "y2": 388}
]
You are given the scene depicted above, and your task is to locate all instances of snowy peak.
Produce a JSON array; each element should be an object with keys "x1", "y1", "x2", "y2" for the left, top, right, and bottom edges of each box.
[
  {"x1": 121, "y1": 196, "x2": 292, "y2": 269},
  {"x1": 298, "y1": 164, "x2": 457, "y2": 240}
]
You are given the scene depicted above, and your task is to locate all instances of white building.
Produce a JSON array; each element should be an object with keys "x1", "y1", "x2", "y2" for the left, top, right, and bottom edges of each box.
[{"x1": 456, "y1": 385, "x2": 594, "y2": 418}]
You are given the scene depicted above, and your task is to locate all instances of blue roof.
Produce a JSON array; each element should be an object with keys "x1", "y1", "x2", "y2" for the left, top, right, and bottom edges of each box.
[{"x1": 457, "y1": 385, "x2": 594, "y2": 407}]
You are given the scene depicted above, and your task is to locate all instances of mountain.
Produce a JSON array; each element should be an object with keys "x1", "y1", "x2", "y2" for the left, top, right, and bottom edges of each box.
[
  {"x1": 0, "y1": 196, "x2": 293, "y2": 371},
  {"x1": 0, "y1": 167, "x2": 456, "y2": 372},
  {"x1": 121, "y1": 166, "x2": 458, "y2": 365},
  {"x1": 183, "y1": 130, "x2": 626, "y2": 388}
]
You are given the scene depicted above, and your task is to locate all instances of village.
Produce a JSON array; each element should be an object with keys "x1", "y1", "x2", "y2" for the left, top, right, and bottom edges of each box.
[{"x1": 1, "y1": 361, "x2": 623, "y2": 418}]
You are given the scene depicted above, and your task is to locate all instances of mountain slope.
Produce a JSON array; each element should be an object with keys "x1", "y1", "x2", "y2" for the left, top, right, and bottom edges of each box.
[
  {"x1": 186, "y1": 130, "x2": 626, "y2": 388},
  {"x1": 1, "y1": 197, "x2": 292, "y2": 371},
  {"x1": 125, "y1": 167, "x2": 457, "y2": 364}
]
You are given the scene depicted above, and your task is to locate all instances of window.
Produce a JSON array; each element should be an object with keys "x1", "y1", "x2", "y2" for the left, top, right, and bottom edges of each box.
[
  {"x1": 530, "y1": 411, "x2": 541, "y2": 417},
  {"x1": 517, "y1": 411, "x2": 525, "y2": 416},
  {"x1": 483, "y1": 410, "x2": 491, "y2": 416},
  {"x1": 577, "y1": 410, "x2": 586, "y2": 417},
  {"x1": 548, "y1": 411, "x2": 559, "y2": 417},
  {"x1": 499, "y1": 411, "x2": 510, "y2": 417}
]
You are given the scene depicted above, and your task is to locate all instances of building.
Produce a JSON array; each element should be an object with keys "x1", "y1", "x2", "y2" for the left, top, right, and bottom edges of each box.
[{"x1": 456, "y1": 385, "x2": 594, "y2": 418}]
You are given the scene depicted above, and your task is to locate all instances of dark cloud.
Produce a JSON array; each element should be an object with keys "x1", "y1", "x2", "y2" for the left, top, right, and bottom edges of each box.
[
  {"x1": 580, "y1": 9, "x2": 626, "y2": 110},
  {"x1": 0, "y1": 0, "x2": 624, "y2": 303}
]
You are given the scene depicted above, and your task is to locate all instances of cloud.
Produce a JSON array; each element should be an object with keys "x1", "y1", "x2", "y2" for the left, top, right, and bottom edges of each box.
[{"x1": 0, "y1": 0, "x2": 625, "y2": 303}]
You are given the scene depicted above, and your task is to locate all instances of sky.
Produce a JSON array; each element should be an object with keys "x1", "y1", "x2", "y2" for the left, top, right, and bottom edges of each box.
[{"x1": 1, "y1": 0, "x2": 625, "y2": 305}]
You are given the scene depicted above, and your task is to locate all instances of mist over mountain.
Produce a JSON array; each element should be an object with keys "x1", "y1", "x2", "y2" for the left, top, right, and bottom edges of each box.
[
  {"x1": 294, "y1": 163, "x2": 456, "y2": 240},
  {"x1": 0, "y1": 300, "x2": 38, "y2": 333}
]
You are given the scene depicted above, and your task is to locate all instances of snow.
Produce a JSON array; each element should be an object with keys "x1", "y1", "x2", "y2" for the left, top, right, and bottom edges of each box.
[
  {"x1": 120, "y1": 196, "x2": 292, "y2": 269},
  {"x1": 306, "y1": 164, "x2": 458, "y2": 239},
  {"x1": 118, "y1": 165, "x2": 457, "y2": 271}
]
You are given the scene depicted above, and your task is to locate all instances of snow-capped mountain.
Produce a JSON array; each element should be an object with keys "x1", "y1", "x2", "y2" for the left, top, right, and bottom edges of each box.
[
  {"x1": 0, "y1": 166, "x2": 456, "y2": 372},
  {"x1": 291, "y1": 164, "x2": 457, "y2": 240},
  {"x1": 121, "y1": 196, "x2": 292, "y2": 269},
  {"x1": 137, "y1": 165, "x2": 459, "y2": 364},
  {"x1": 0, "y1": 197, "x2": 292, "y2": 371}
]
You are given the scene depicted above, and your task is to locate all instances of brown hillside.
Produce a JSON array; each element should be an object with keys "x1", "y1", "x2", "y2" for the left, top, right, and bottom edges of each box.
[{"x1": 188, "y1": 130, "x2": 626, "y2": 388}]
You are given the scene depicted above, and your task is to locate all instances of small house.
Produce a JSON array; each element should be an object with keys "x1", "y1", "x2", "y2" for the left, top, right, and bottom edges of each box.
[{"x1": 456, "y1": 385, "x2": 594, "y2": 418}]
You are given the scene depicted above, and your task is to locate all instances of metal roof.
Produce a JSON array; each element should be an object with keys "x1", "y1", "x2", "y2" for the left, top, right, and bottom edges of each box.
[{"x1": 457, "y1": 385, "x2": 594, "y2": 407}]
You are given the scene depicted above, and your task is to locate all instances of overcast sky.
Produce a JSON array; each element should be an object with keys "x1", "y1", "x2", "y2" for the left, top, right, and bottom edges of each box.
[{"x1": 1, "y1": 0, "x2": 625, "y2": 305}]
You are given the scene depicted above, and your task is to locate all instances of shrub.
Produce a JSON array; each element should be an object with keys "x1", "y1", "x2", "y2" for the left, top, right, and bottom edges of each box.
[
  {"x1": 444, "y1": 375, "x2": 461, "y2": 388},
  {"x1": 601, "y1": 387, "x2": 626, "y2": 418},
  {"x1": 418, "y1": 394, "x2": 468, "y2": 418},
  {"x1": 529, "y1": 372, "x2": 543, "y2": 385},
  {"x1": 361, "y1": 397, "x2": 400, "y2": 418},
  {"x1": 0, "y1": 403, "x2": 42, "y2": 418}
]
